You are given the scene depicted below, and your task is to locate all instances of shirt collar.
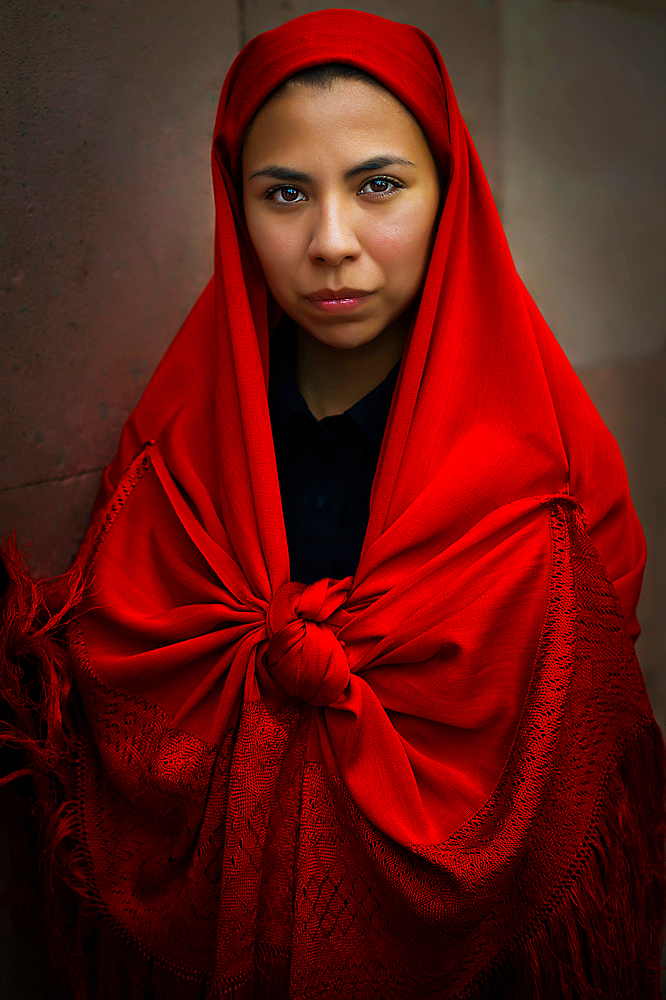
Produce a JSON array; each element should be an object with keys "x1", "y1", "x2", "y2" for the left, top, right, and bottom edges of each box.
[{"x1": 268, "y1": 317, "x2": 400, "y2": 450}]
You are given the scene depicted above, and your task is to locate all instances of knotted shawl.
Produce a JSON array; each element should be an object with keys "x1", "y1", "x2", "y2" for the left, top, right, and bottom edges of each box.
[{"x1": 1, "y1": 9, "x2": 664, "y2": 999}]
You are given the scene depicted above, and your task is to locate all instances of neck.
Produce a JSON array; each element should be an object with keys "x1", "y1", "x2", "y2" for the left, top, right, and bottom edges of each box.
[{"x1": 295, "y1": 310, "x2": 412, "y2": 421}]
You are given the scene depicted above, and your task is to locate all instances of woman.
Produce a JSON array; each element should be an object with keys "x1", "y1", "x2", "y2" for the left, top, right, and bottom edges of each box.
[{"x1": 1, "y1": 9, "x2": 664, "y2": 999}]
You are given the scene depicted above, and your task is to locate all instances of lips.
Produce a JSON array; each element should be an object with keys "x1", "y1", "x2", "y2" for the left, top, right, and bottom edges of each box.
[
  {"x1": 307, "y1": 287, "x2": 372, "y2": 301},
  {"x1": 305, "y1": 289, "x2": 375, "y2": 314}
]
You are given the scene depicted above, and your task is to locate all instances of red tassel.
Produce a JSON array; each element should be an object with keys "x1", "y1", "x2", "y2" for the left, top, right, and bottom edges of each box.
[
  {"x1": 0, "y1": 535, "x2": 92, "y2": 950},
  {"x1": 0, "y1": 534, "x2": 83, "y2": 767}
]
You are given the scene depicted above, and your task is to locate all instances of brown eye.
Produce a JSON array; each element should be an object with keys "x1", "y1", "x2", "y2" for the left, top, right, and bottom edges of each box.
[
  {"x1": 359, "y1": 176, "x2": 403, "y2": 198},
  {"x1": 266, "y1": 185, "x2": 306, "y2": 205}
]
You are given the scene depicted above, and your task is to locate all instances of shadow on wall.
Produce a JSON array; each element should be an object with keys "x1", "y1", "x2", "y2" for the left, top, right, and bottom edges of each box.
[{"x1": 1, "y1": 0, "x2": 240, "y2": 573}]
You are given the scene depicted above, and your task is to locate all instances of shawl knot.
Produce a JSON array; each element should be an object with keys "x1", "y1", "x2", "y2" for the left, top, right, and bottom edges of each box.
[{"x1": 264, "y1": 577, "x2": 353, "y2": 707}]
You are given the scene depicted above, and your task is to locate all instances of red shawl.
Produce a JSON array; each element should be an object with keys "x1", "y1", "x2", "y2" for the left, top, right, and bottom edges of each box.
[{"x1": 1, "y1": 9, "x2": 664, "y2": 999}]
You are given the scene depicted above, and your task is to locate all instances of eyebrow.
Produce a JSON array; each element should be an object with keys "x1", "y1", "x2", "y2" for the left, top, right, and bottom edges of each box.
[{"x1": 247, "y1": 155, "x2": 416, "y2": 184}]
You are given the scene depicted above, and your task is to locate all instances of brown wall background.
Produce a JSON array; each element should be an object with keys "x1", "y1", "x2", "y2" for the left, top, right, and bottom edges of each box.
[{"x1": 1, "y1": 1, "x2": 664, "y2": 996}]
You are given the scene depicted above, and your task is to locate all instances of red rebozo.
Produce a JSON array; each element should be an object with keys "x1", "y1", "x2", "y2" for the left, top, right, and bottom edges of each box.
[{"x1": 1, "y1": 9, "x2": 663, "y2": 1000}]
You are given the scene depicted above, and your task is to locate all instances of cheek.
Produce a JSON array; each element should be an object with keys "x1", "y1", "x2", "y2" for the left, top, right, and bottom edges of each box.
[
  {"x1": 250, "y1": 224, "x2": 301, "y2": 291},
  {"x1": 365, "y1": 210, "x2": 436, "y2": 284}
]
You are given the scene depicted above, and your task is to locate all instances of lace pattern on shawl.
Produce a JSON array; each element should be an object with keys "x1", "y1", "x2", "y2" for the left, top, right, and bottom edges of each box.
[{"x1": 26, "y1": 492, "x2": 658, "y2": 999}]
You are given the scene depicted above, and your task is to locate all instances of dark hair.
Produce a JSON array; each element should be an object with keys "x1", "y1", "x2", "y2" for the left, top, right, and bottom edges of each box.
[
  {"x1": 270, "y1": 62, "x2": 387, "y2": 100},
  {"x1": 239, "y1": 62, "x2": 428, "y2": 164}
]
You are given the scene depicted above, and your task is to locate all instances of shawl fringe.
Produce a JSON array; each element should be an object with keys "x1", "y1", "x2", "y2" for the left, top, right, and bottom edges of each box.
[
  {"x1": 0, "y1": 536, "x2": 91, "y2": 927},
  {"x1": 0, "y1": 535, "x2": 82, "y2": 779},
  {"x1": 465, "y1": 718, "x2": 666, "y2": 1000}
]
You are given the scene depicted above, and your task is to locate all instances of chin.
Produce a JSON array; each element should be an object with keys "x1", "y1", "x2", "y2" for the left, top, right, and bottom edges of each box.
[
  {"x1": 297, "y1": 317, "x2": 385, "y2": 350},
  {"x1": 310, "y1": 329, "x2": 380, "y2": 351}
]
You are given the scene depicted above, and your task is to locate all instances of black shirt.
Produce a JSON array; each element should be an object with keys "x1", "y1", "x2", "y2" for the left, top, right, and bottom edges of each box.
[{"x1": 268, "y1": 319, "x2": 400, "y2": 585}]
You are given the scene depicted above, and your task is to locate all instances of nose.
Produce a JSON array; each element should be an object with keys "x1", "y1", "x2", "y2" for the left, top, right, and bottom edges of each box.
[{"x1": 308, "y1": 195, "x2": 361, "y2": 266}]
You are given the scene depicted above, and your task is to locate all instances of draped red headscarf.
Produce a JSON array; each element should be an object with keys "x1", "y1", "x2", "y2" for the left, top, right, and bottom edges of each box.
[{"x1": 2, "y1": 9, "x2": 664, "y2": 999}]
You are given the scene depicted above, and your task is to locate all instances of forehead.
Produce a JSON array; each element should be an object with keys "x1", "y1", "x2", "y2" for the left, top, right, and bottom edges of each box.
[{"x1": 242, "y1": 79, "x2": 426, "y2": 165}]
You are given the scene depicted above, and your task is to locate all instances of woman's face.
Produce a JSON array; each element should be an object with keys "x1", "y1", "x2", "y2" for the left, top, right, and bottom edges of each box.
[{"x1": 242, "y1": 78, "x2": 441, "y2": 351}]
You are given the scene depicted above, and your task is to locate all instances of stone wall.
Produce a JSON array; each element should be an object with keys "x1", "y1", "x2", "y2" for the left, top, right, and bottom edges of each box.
[
  {"x1": 1, "y1": 2, "x2": 664, "y2": 996},
  {"x1": 502, "y1": 0, "x2": 666, "y2": 725}
]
